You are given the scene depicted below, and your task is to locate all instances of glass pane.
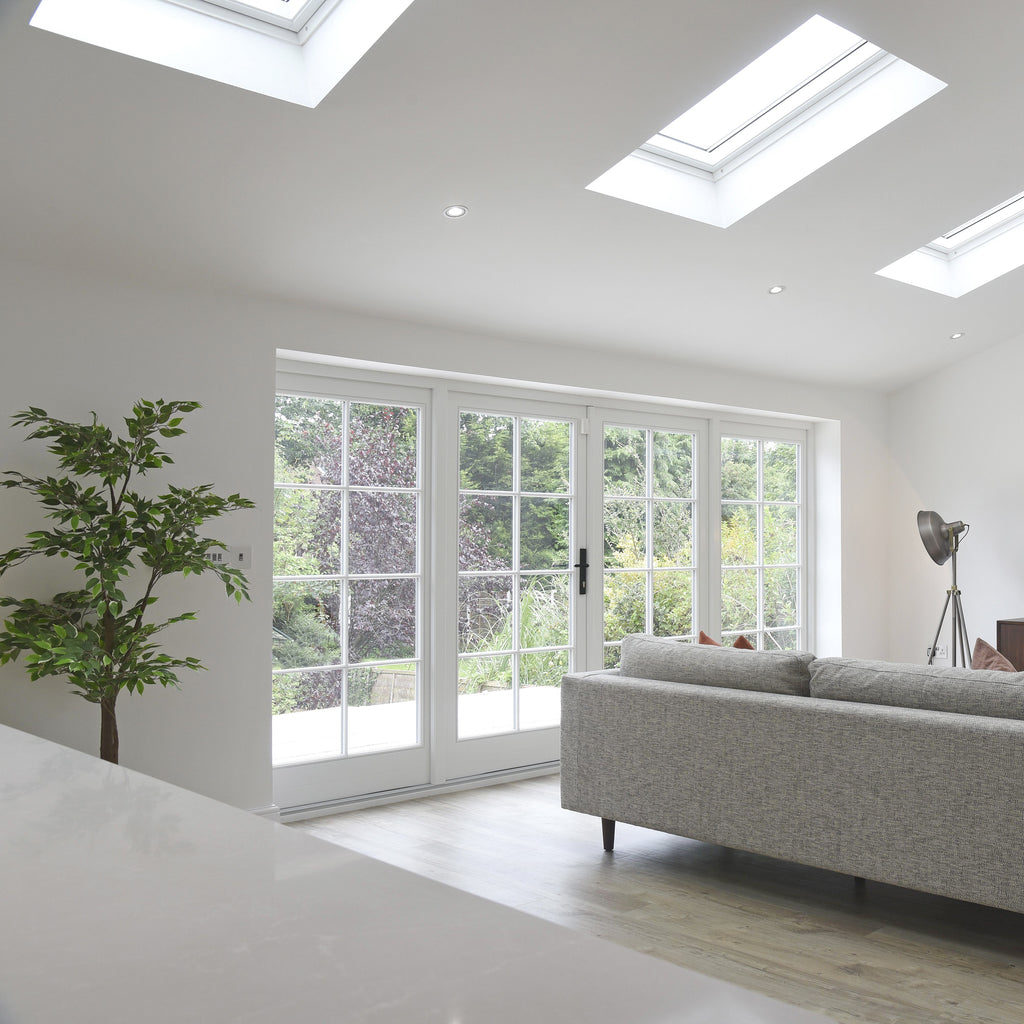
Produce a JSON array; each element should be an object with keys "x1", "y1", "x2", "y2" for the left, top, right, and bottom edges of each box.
[
  {"x1": 459, "y1": 494, "x2": 513, "y2": 572},
  {"x1": 520, "y1": 575, "x2": 570, "y2": 649},
  {"x1": 272, "y1": 581, "x2": 342, "y2": 670},
  {"x1": 349, "y1": 491, "x2": 417, "y2": 574},
  {"x1": 653, "y1": 571, "x2": 693, "y2": 637},
  {"x1": 349, "y1": 403, "x2": 418, "y2": 488},
  {"x1": 520, "y1": 497, "x2": 570, "y2": 570},
  {"x1": 764, "y1": 505, "x2": 798, "y2": 565},
  {"x1": 275, "y1": 395, "x2": 346, "y2": 486},
  {"x1": 520, "y1": 419, "x2": 571, "y2": 495},
  {"x1": 604, "y1": 644, "x2": 621, "y2": 670},
  {"x1": 721, "y1": 437, "x2": 758, "y2": 500},
  {"x1": 458, "y1": 654, "x2": 513, "y2": 738},
  {"x1": 764, "y1": 567, "x2": 798, "y2": 628},
  {"x1": 273, "y1": 487, "x2": 342, "y2": 577},
  {"x1": 604, "y1": 499, "x2": 646, "y2": 568},
  {"x1": 653, "y1": 431, "x2": 694, "y2": 499},
  {"x1": 652, "y1": 501, "x2": 693, "y2": 566},
  {"x1": 604, "y1": 571, "x2": 646, "y2": 643},
  {"x1": 460, "y1": 412, "x2": 513, "y2": 491},
  {"x1": 722, "y1": 567, "x2": 758, "y2": 632},
  {"x1": 763, "y1": 441, "x2": 798, "y2": 502},
  {"x1": 764, "y1": 628, "x2": 799, "y2": 651},
  {"x1": 458, "y1": 575, "x2": 514, "y2": 653},
  {"x1": 519, "y1": 649, "x2": 568, "y2": 730},
  {"x1": 271, "y1": 667, "x2": 343, "y2": 765},
  {"x1": 721, "y1": 504, "x2": 757, "y2": 565},
  {"x1": 271, "y1": 667, "x2": 342, "y2": 715},
  {"x1": 604, "y1": 426, "x2": 646, "y2": 496},
  {"x1": 347, "y1": 663, "x2": 418, "y2": 754},
  {"x1": 348, "y1": 578, "x2": 417, "y2": 662}
]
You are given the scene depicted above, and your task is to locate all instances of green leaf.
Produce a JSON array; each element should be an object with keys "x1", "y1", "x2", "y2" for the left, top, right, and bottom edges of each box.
[{"x1": 0, "y1": 399, "x2": 252, "y2": 712}]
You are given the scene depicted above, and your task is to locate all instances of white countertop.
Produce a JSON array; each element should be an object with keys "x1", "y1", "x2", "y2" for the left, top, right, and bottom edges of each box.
[{"x1": 0, "y1": 723, "x2": 836, "y2": 1023}]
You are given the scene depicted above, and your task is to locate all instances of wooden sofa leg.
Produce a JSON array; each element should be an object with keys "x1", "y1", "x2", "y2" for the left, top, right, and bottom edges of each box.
[
  {"x1": 854, "y1": 876, "x2": 866, "y2": 888},
  {"x1": 601, "y1": 818, "x2": 615, "y2": 852}
]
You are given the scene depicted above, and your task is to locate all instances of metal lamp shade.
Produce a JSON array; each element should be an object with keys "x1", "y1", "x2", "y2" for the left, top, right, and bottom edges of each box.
[
  {"x1": 921, "y1": 512, "x2": 958, "y2": 569},
  {"x1": 918, "y1": 510, "x2": 953, "y2": 565}
]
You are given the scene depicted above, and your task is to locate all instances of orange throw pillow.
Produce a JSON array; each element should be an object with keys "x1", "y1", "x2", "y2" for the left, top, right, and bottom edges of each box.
[{"x1": 699, "y1": 630, "x2": 754, "y2": 650}]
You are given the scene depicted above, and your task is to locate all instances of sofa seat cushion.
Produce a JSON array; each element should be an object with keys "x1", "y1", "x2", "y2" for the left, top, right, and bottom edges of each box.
[
  {"x1": 810, "y1": 657, "x2": 1024, "y2": 721},
  {"x1": 619, "y1": 634, "x2": 814, "y2": 696}
]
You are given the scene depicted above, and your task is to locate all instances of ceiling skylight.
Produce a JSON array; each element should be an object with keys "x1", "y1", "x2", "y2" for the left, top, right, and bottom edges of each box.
[
  {"x1": 31, "y1": 0, "x2": 417, "y2": 106},
  {"x1": 926, "y1": 191, "x2": 1024, "y2": 255},
  {"x1": 167, "y1": 0, "x2": 332, "y2": 34},
  {"x1": 207, "y1": 0, "x2": 323, "y2": 22},
  {"x1": 587, "y1": 15, "x2": 945, "y2": 228},
  {"x1": 649, "y1": 17, "x2": 884, "y2": 172},
  {"x1": 877, "y1": 190, "x2": 1024, "y2": 297}
]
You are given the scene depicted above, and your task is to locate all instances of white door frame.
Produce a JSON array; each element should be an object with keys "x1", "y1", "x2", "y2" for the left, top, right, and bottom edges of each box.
[{"x1": 272, "y1": 358, "x2": 812, "y2": 812}]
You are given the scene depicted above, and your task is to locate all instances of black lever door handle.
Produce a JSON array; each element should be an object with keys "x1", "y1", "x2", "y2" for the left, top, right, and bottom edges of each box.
[{"x1": 573, "y1": 548, "x2": 590, "y2": 595}]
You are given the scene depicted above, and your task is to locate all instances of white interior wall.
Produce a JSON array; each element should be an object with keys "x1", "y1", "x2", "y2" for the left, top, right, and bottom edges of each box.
[
  {"x1": 0, "y1": 260, "x2": 275, "y2": 810},
  {"x1": 0, "y1": 256, "x2": 890, "y2": 810},
  {"x1": 887, "y1": 333, "x2": 1024, "y2": 664}
]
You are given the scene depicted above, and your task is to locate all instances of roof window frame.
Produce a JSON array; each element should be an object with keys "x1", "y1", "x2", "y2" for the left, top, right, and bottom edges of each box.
[
  {"x1": 878, "y1": 189, "x2": 1024, "y2": 297},
  {"x1": 31, "y1": 0, "x2": 418, "y2": 105},
  {"x1": 924, "y1": 191, "x2": 1024, "y2": 258},
  {"x1": 162, "y1": 0, "x2": 339, "y2": 41},
  {"x1": 643, "y1": 22, "x2": 889, "y2": 177},
  {"x1": 587, "y1": 14, "x2": 945, "y2": 227}
]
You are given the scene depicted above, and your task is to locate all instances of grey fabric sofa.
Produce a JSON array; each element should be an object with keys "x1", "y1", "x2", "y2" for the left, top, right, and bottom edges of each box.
[{"x1": 560, "y1": 634, "x2": 1024, "y2": 914}]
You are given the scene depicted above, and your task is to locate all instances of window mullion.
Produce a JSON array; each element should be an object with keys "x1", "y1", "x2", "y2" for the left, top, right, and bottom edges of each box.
[
  {"x1": 511, "y1": 417, "x2": 522, "y2": 733},
  {"x1": 339, "y1": 401, "x2": 350, "y2": 756},
  {"x1": 645, "y1": 429, "x2": 655, "y2": 635},
  {"x1": 757, "y1": 440, "x2": 765, "y2": 646}
]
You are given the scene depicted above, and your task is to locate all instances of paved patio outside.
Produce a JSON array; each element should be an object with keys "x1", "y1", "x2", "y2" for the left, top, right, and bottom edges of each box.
[{"x1": 273, "y1": 686, "x2": 561, "y2": 764}]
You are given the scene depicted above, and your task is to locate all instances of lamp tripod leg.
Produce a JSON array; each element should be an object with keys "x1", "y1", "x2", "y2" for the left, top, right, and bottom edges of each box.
[
  {"x1": 951, "y1": 591, "x2": 960, "y2": 667},
  {"x1": 928, "y1": 590, "x2": 952, "y2": 666},
  {"x1": 955, "y1": 593, "x2": 970, "y2": 667}
]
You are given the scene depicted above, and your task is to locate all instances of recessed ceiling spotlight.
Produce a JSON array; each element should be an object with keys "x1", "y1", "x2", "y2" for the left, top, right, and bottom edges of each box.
[
  {"x1": 768, "y1": 285, "x2": 786, "y2": 294},
  {"x1": 443, "y1": 205, "x2": 468, "y2": 219},
  {"x1": 950, "y1": 332, "x2": 965, "y2": 340}
]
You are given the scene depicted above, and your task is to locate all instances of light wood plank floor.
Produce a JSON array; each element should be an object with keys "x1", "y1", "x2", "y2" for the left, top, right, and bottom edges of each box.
[{"x1": 292, "y1": 774, "x2": 1024, "y2": 1024}]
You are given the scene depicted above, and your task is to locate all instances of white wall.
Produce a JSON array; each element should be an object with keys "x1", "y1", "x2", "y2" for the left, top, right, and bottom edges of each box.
[
  {"x1": 0, "y1": 260, "x2": 274, "y2": 810},
  {"x1": 887, "y1": 333, "x2": 1024, "y2": 665},
  {"x1": 0, "y1": 256, "x2": 891, "y2": 809}
]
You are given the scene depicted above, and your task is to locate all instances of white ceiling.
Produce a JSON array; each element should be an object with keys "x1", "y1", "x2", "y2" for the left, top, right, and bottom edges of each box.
[{"x1": 3, "y1": 0, "x2": 1023, "y2": 390}]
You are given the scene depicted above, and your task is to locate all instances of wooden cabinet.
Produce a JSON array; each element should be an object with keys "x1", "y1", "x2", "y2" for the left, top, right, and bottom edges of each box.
[{"x1": 996, "y1": 618, "x2": 1024, "y2": 670}]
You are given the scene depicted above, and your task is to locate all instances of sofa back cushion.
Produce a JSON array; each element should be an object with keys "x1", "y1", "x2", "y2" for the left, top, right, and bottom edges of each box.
[
  {"x1": 619, "y1": 634, "x2": 814, "y2": 696},
  {"x1": 809, "y1": 657, "x2": 1024, "y2": 721}
]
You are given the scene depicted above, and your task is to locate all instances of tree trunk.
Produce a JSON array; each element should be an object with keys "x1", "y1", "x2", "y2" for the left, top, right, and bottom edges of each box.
[
  {"x1": 100, "y1": 693, "x2": 119, "y2": 764},
  {"x1": 99, "y1": 608, "x2": 119, "y2": 764}
]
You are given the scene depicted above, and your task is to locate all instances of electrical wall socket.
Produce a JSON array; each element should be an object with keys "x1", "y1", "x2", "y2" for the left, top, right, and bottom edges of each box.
[
  {"x1": 209, "y1": 545, "x2": 252, "y2": 569},
  {"x1": 926, "y1": 644, "x2": 948, "y2": 659}
]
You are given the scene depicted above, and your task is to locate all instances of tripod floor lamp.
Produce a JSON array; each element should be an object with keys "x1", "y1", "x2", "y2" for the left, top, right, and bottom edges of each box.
[{"x1": 917, "y1": 510, "x2": 971, "y2": 667}]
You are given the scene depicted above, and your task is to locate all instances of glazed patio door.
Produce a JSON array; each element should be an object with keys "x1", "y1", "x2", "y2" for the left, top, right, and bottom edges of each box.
[
  {"x1": 270, "y1": 363, "x2": 804, "y2": 813},
  {"x1": 443, "y1": 394, "x2": 585, "y2": 780},
  {"x1": 272, "y1": 378, "x2": 431, "y2": 810}
]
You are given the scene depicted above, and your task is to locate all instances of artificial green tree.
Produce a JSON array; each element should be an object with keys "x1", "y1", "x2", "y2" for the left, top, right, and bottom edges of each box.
[{"x1": 0, "y1": 400, "x2": 254, "y2": 764}]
